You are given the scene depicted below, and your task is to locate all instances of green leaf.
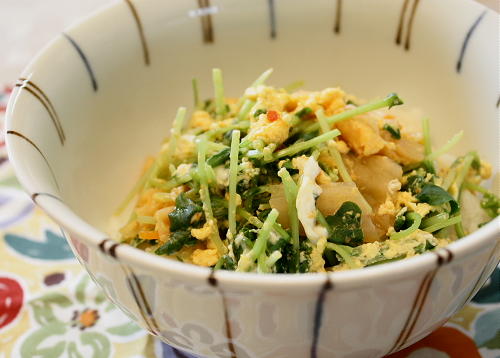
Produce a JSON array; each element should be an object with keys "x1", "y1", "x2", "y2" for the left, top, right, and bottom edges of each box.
[
  {"x1": 80, "y1": 332, "x2": 111, "y2": 358},
  {"x1": 214, "y1": 255, "x2": 236, "y2": 270},
  {"x1": 481, "y1": 192, "x2": 499, "y2": 219},
  {"x1": 268, "y1": 238, "x2": 296, "y2": 273},
  {"x1": 295, "y1": 107, "x2": 313, "y2": 119},
  {"x1": 325, "y1": 201, "x2": 364, "y2": 246},
  {"x1": 106, "y1": 321, "x2": 142, "y2": 336},
  {"x1": 394, "y1": 214, "x2": 406, "y2": 231},
  {"x1": 155, "y1": 230, "x2": 197, "y2": 255},
  {"x1": 253, "y1": 109, "x2": 267, "y2": 118},
  {"x1": 323, "y1": 247, "x2": 340, "y2": 267},
  {"x1": 168, "y1": 194, "x2": 203, "y2": 231},
  {"x1": 20, "y1": 323, "x2": 67, "y2": 358},
  {"x1": 298, "y1": 240, "x2": 312, "y2": 273},
  {"x1": 383, "y1": 124, "x2": 401, "y2": 139},
  {"x1": 30, "y1": 293, "x2": 72, "y2": 326},
  {"x1": 390, "y1": 212, "x2": 422, "y2": 240},
  {"x1": 207, "y1": 148, "x2": 230, "y2": 167},
  {"x1": 415, "y1": 183, "x2": 459, "y2": 214},
  {"x1": 366, "y1": 254, "x2": 406, "y2": 266},
  {"x1": 211, "y1": 196, "x2": 228, "y2": 221},
  {"x1": 404, "y1": 175, "x2": 426, "y2": 195},
  {"x1": 470, "y1": 151, "x2": 481, "y2": 171}
]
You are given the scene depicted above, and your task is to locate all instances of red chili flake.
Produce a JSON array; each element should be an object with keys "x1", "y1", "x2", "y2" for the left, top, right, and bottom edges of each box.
[{"x1": 267, "y1": 110, "x2": 279, "y2": 122}]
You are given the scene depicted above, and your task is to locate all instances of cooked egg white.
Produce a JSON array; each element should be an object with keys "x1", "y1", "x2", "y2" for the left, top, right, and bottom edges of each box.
[{"x1": 296, "y1": 156, "x2": 328, "y2": 243}]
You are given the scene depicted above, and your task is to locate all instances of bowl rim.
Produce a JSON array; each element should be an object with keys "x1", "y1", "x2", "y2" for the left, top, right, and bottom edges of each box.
[{"x1": 5, "y1": 0, "x2": 499, "y2": 290}]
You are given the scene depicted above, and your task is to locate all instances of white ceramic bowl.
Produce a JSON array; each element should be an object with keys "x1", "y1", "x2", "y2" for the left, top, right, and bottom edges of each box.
[{"x1": 6, "y1": 0, "x2": 499, "y2": 357}]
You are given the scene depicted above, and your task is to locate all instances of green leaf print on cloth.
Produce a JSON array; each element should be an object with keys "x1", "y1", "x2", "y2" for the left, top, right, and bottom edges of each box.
[{"x1": 19, "y1": 274, "x2": 144, "y2": 358}]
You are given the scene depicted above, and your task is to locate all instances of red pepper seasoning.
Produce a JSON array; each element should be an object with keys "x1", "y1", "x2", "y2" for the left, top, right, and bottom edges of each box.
[{"x1": 267, "y1": 110, "x2": 279, "y2": 122}]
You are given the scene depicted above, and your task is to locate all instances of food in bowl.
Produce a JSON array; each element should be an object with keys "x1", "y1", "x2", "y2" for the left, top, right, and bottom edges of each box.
[{"x1": 114, "y1": 69, "x2": 498, "y2": 273}]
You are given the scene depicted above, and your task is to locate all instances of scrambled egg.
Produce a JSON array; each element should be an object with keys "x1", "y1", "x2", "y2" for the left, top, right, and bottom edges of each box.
[
  {"x1": 378, "y1": 190, "x2": 431, "y2": 218},
  {"x1": 247, "y1": 113, "x2": 290, "y2": 145},
  {"x1": 191, "y1": 221, "x2": 212, "y2": 240},
  {"x1": 245, "y1": 85, "x2": 290, "y2": 111},
  {"x1": 174, "y1": 134, "x2": 197, "y2": 162},
  {"x1": 192, "y1": 248, "x2": 219, "y2": 267},
  {"x1": 155, "y1": 206, "x2": 175, "y2": 242},
  {"x1": 214, "y1": 166, "x2": 230, "y2": 187},
  {"x1": 310, "y1": 237, "x2": 327, "y2": 273},
  {"x1": 290, "y1": 88, "x2": 345, "y2": 115},
  {"x1": 396, "y1": 191, "x2": 432, "y2": 217},
  {"x1": 238, "y1": 157, "x2": 260, "y2": 182},
  {"x1": 332, "y1": 230, "x2": 451, "y2": 271},
  {"x1": 237, "y1": 250, "x2": 255, "y2": 272},
  {"x1": 174, "y1": 163, "x2": 192, "y2": 177},
  {"x1": 189, "y1": 110, "x2": 214, "y2": 131}
]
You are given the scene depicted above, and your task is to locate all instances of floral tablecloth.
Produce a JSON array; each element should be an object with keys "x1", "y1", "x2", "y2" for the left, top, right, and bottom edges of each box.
[{"x1": 0, "y1": 85, "x2": 499, "y2": 358}]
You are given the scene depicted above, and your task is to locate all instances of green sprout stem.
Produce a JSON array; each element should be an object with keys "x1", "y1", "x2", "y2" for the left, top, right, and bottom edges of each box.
[
  {"x1": 205, "y1": 123, "x2": 250, "y2": 138},
  {"x1": 267, "y1": 129, "x2": 341, "y2": 162},
  {"x1": 278, "y1": 168, "x2": 300, "y2": 269},
  {"x1": 442, "y1": 167, "x2": 458, "y2": 191},
  {"x1": 237, "y1": 68, "x2": 274, "y2": 107},
  {"x1": 251, "y1": 68, "x2": 274, "y2": 87},
  {"x1": 228, "y1": 130, "x2": 241, "y2": 238},
  {"x1": 453, "y1": 153, "x2": 474, "y2": 238},
  {"x1": 237, "y1": 99, "x2": 255, "y2": 121},
  {"x1": 258, "y1": 252, "x2": 270, "y2": 273},
  {"x1": 326, "y1": 243, "x2": 356, "y2": 269},
  {"x1": 283, "y1": 80, "x2": 305, "y2": 93},
  {"x1": 162, "y1": 107, "x2": 187, "y2": 175},
  {"x1": 464, "y1": 181, "x2": 492, "y2": 195},
  {"x1": 115, "y1": 107, "x2": 189, "y2": 215},
  {"x1": 197, "y1": 135, "x2": 226, "y2": 254},
  {"x1": 265, "y1": 251, "x2": 283, "y2": 267},
  {"x1": 192, "y1": 78, "x2": 201, "y2": 109},
  {"x1": 316, "y1": 211, "x2": 331, "y2": 234},
  {"x1": 250, "y1": 208, "x2": 279, "y2": 260},
  {"x1": 425, "y1": 131, "x2": 464, "y2": 161},
  {"x1": 212, "y1": 68, "x2": 226, "y2": 118},
  {"x1": 316, "y1": 108, "x2": 353, "y2": 183},
  {"x1": 423, "y1": 215, "x2": 462, "y2": 233},
  {"x1": 390, "y1": 212, "x2": 422, "y2": 240},
  {"x1": 454, "y1": 153, "x2": 474, "y2": 200},
  {"x1": 207, "y1": 141, "x2": 228, "y2": 152},
  {"x1": 421, "y1": 117, "x2": 436, "y2": 173},
  {"x1": 422, "y1": 118, "x2": 432, "y2": 156},
  {"x1": 421, "y1": 212, "x2": 448, "y2": 228},
  {"x1": 214, "y1": 257, "x2": 224, "y2": 270},
  {"x1": 306, "y1": 93, "x2": 404, "y2": 133},
  {"x1": 150, "y1": 173, "x2": 192, "y2": 191},
  {"x1": 114, "y1": 161, "x2": 155, "y2": 215},
  {"x1": 237, "y1": 207, "x2": 290, "y2": 240}
]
